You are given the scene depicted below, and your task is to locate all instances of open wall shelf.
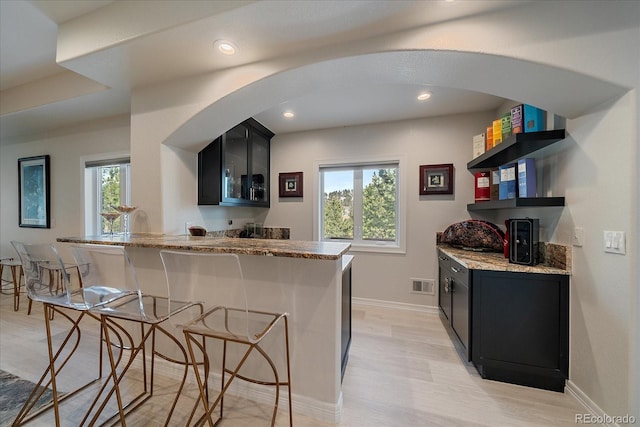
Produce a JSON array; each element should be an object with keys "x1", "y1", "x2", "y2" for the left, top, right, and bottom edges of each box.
[
  {"x1": 467, "y1": 129, "x2": 566, "y2": 171},
  {"x1": 467, "y1": 129, "x2": 566, "y2": 211},
  {"x1": 467, "y1": 197, "x2": 565, "y2": 211}
]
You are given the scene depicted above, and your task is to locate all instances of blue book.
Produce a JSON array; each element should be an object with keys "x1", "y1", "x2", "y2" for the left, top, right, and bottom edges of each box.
[
  {"x1": 518, "y1": 158, "x2": 537, "y2": 198},
  {"x1": 524, "y1": 104, "x2": 545, "y2": 132},
  {"x1": 499, "y1": 163, "x2": 517, "y2": 200}
]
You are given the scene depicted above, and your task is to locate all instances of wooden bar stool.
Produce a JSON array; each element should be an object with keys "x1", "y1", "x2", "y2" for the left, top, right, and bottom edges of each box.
[{"x1": 0, "y1": 257, "x2": 24, "y2": 311}]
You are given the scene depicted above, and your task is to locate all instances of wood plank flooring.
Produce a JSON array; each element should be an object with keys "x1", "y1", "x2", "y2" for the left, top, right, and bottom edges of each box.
[{"x1": 0, "y1": 290, "x2": 584, "y2": 426}]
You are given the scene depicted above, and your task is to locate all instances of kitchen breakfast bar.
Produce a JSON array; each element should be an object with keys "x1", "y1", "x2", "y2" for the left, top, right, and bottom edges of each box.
[{"x1": 56, "y1": 233, "x2": 353, "y2": 423}]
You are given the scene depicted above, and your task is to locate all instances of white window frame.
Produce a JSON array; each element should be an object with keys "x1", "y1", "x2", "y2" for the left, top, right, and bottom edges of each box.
[
  {"x1": 314, "y1": 155, "x2": 406, "y2": 254},
  {"x1": 81, "y1": 152, "x2": 131, "y2": 236}
]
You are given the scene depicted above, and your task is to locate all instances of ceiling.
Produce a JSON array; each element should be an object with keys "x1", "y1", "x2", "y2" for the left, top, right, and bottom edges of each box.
[{"x1": 0, "y1": 0, "x2": 522, "y2": 141}]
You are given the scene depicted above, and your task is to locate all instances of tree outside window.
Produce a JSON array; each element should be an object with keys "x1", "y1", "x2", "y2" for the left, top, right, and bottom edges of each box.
[{"x1": 322, "y1": 164, "x2": 398, "y2": 246}]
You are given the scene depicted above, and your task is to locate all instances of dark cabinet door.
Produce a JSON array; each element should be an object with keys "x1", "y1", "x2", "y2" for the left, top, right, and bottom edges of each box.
[
  {"x1": 198, "y1": 137, "x2": 222, "y2": 205},
  {"x1": 471, "y1": 270, "x2": 569, "y2": 391},
  {"x1": 341, "y1": 263, "x2": 352, "y2": 380},
  {"x1": 451, "y1": 274, "x2": 469, "y2": 356},
  {"x1": 221, "y1": 123, "x2": 250, "y2": 203}
]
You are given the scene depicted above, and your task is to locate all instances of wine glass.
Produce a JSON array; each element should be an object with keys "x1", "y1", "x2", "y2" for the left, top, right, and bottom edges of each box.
[
  {"x1": 113, "y1": 205, "x2": 137, "y2": 236},
  {"x1": 100, "y1": 212, "x2": 122, "y2": 237}
]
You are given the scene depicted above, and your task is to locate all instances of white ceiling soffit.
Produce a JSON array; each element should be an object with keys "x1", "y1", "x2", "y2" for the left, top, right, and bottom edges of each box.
[
  {"x1": 166, "y1": 50, "x2": 629, "y2": 151},
  {"x1": 55, "y1": 0, "x2": 522, "y2": 89}
]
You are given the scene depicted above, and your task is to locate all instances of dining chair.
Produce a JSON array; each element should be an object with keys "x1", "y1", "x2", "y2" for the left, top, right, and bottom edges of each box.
[
  {"x1": 69, "y1": 244, "x2": 203, "y2": 426},
  {"x1": 159, "y1": 250, "x2": 293, "y2": 426},
  {"x1": 10, "y1": 241, "x2": 134, "y2": 426}
]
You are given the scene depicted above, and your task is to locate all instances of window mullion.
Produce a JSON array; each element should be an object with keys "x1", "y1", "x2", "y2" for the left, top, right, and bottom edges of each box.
[{"x1": 353, "y1": 168, "x2": 363, "y2": 242}]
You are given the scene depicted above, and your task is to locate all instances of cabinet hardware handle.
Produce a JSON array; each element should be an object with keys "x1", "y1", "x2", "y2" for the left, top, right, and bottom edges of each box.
[
  {"x1": 451, "y1": 266, "x2": 460, "y2": 273},
  {"x1": 438, "y1": 256, "x2": 448, "y2": 261},
  {"x1": 444, "y1": 277, "x2": 450, "y2": 293}
]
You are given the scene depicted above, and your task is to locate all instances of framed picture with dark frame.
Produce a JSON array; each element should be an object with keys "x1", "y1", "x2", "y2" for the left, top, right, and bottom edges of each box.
[
  {"x1": 419, "y1": 163, "x2": 454, "y2": 195},
  {"x1": 18, "y1": 155, "x2": 51, "y2": 228},
  {"x1": 279, "y1": 172, "x2": 303, "y2": 198}
]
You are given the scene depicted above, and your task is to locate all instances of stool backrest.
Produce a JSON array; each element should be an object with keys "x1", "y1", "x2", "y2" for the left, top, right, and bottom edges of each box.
[
  {"x1": 11, "y1": 241, "x2": 83, "y2": 309},
  {"x1": 69, "y1": 244, "x2": 142, "y2": 311},
  {"x1": 159, "y1": 250, "x2": 251, "y2": 338}
]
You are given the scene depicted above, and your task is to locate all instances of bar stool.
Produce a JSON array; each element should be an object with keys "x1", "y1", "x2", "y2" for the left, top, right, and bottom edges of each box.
[
  {"x1": 159, "y1": 250, "x2": 293, "y2": 426},
  {"x1": 69, "y1": 244, "x2": 204, "y2": 426},
  {"x1": 10, "y1": 241, "x2": 135, "y2": 426},
  {"x1": 0, "y1": 257, "x2": 23, "y2": 311}
]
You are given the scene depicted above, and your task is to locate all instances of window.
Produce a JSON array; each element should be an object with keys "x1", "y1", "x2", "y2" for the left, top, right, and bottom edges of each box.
[
  {"x1": 84, "y1": 157, "x2": 131, "y2": 235},
  {"x1": 319, "y1": 160, "x2": 404, "y2": 252}
]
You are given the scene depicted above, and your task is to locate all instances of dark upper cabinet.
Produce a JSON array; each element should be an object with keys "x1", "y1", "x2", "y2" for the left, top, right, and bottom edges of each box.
[{"x1": 198, "y1": 118, "x2": 274, "y2": 207}]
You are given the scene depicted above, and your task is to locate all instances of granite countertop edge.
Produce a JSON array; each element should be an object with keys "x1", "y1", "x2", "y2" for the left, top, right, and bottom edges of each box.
[
  {"x1": 57, "y1": 234, "x2": 351, "y2": 261},
  {"x1": 437, "y1": 244, "x2": 571, "y2": 276}
]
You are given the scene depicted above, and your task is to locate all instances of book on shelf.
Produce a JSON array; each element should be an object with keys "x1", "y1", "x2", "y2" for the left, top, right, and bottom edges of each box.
[
  {"x1": 545, "y1": 112, "x2": 567, "y2": 131},
  {"x1": 474, "y1": 171, "x2": 491, "y2": 202},
  {"x1": 492, "y1": 118, "x2": 503, "y2": 146},
  {"x1": 490, "y1": 168, "x2": 500, "y2": 200},
  {"x1": 511, "y1": 104, "x2": 546, "y2": 134},
  {"x1": 499, "y1": 163, "x2": 518, "y2": 200},
  {"x1": 473, "y1": 133, "x2": 486, "y2": 159},
  {"x1": 485, "y1": 126, "x2": 493, "y2": 151},
  {"x1": 511, "y1": 104, "x2": 523, "y2": 134},
  {"x1": 517, "y1": 158, "x2": 537, "y2": 198},
  {"x1": 501, "y1": 113, "x2": 511, "y2": 140},
  {"x1": 524, "y1": 104, "x2": 545, "y2": 133}
]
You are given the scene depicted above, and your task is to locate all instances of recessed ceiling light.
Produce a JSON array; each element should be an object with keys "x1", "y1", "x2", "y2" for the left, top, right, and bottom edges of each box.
[
  {"x1": 214, "y1": 40, "x2": 237, "y2": 55},
  {"x1": 417, "y1": 92, "x2": 432, "y2": 101},
  {"x1": 283, "y1": 111, "x2": 295, "y2": 118}
]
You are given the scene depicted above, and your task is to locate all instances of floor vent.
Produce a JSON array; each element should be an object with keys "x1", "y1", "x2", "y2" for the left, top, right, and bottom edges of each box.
[{"x1": 411, "y1": 278, "x2": 435, "y2": 295}]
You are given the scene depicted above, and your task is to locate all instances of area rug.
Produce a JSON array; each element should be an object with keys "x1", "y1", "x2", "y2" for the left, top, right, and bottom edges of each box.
[{"x1": 0, "y1": 370, "x2": 54, "y2": 426}]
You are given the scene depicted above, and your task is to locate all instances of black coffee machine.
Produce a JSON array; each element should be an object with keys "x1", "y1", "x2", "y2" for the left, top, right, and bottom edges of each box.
[{"x1": 508, "y1": 218, "x2": 539, "y2": 266}]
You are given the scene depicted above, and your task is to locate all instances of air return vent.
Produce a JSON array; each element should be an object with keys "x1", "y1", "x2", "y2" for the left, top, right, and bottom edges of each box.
[{"x1": 411, "y1": 278, "x2": 435, "y2": 295}]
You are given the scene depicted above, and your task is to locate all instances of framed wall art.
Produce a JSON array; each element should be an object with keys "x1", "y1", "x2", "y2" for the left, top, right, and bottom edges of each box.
[
  {"x1": 18, "y1": 155, "x2": 51, "y2": 228},
  {"x1": 419, "y1": 163, "x2": 454, "y2": 195},
  {"x1": 279, "y1": 172, "x2": 303, "y2": 198}
]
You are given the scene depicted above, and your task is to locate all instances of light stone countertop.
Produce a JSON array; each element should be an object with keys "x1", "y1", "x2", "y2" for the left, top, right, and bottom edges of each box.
[
  {"x1": 57, "y1": 233, "x2": 351, "y2": 260},
  {"x1": 438, "y1": 244, "x2": 571, "y2": 275}
]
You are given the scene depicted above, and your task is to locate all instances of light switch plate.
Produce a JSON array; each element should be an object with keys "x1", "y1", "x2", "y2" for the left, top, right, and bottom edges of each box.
[
  {"x1": 573, "y1": 227, "x2": 584, "y2": 247},
  {"x1": 603, "y1": 230, "x2": 626, "y2": 255}
]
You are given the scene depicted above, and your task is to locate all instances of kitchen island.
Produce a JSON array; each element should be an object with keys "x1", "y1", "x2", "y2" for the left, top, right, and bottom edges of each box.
[{"x1": 57, "y1": 233, "x2": 351, "y2": 422}]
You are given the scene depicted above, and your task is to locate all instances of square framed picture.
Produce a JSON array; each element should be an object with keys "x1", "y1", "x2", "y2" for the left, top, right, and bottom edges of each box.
[
  {"x1": 18, "y1": 155, "x2": 51, "y2": 228},
  {"x1": 419, "y1": 164, "x2": 454, "y2": 195},
  {"x1": 279, "y1": 172, "x2": 303, "y2": 197}
]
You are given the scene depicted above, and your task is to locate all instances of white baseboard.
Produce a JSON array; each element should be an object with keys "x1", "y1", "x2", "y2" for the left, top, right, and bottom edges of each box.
[
  {"x1": 566, "y1": 380, "x2": 624, "y2": 427},
  {"x1": 148, "y1": 356, "x2": 342, "y2": 423},
  {"x1": 353, "y1": 297, "x2": 439, "y2": 314}
]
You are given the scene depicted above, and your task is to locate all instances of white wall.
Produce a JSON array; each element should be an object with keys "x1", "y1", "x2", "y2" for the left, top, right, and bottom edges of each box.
[
  {"x1": 266, "y1": 112, "x2": 494, "y2": 306},
  {"x1": 0, "y1": 115, "x2": 130, "y2": 257}
]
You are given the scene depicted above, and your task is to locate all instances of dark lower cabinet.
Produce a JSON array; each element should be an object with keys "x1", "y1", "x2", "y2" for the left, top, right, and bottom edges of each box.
[
  {"x1": 438, "y1": 251, "x2": 470, "y2": 361},
  {"x1": 341, "y1": 256, "x2": 353, "y2": 381},
  {"x1": 471, "y1": 270, "x2": 569, "y2": 392},
  {"x1": 437, "y1": 249, "x2": 570, "y2": 392}
]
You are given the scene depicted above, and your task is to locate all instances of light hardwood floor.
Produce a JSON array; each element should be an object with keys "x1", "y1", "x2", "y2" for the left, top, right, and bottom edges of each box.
[{"x1": 0, "y1": 289, "x2": 584, "y2": 426}]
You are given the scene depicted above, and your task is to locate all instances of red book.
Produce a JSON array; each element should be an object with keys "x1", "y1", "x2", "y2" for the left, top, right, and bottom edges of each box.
[{"x1": 474, "y1": 172, "x2": 491, "y2": 202}]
